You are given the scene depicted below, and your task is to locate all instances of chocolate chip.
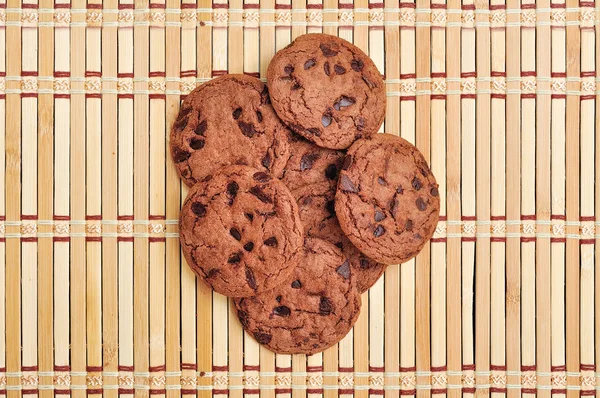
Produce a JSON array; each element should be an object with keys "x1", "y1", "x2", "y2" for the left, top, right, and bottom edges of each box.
[
  {"x1": 190, "y1": 138, "x2": 205, "y2": 150},
  {"x1": 230, "y1": 227, "x2": 242, "y2": 241},
  {"x1": 256, "y1": 110, "x2": 263, "y2": 122},
  {"x1": 342, "y1": 155, "x2": 353, "y2": 170},
  {"x1": 244, "y1": 242, "x2": 254, "y2": 252},
  {"x1": 232, "y1": 107, "x2": 242, "y2": 120},
  {"x1": 374, "y1": 210, "x2": 386, "y2": 222},
  {"x1": 291, "y1": 280, "x2": 302, "y2": 289},
  {"x1": 206, "y1": 268, "x2": 219, "y2": 278},
  {"x1": 227, "y1": 181, "x2": 239, "y2": 197},
  {"x1": 320, "y1": 43, "x2": 339, "y2": 57},
  {"x1": 260, "y1": 86, "x2": 270, "y2": 104},
  {"x1": 355, "y1": 117, "x2": 365, "y2": 131},
  {"x1": 273, "y1": 305, "x2": 291, "y2": 317},
  {"x1": 253, "y1": 172, "x2": 271, "y2": 182},
  {"x1": 324, "y1": 62, "x2": 331, "y2": 76},
  {"x1": 249, "y1": 186, "x2": 273, "y2": 204},
  {"x1": 228, "y1": 253, "x2": 242, "y2": 264},
  {"x1": 374, "y1": 225, "x2": 385, "y2": 237},
  {"x1": 336, "y1": 260, "x2": 351, "y2": 279},
  {"x1": 334, "y1": 96, "x2": 356, "y2": 111},
  {"x1": 173, "y1": 106, "x2": 192, "y2": 131},
  {"x1": 264, "y1": 236, "x2": 278, "y2": 247},
  {"x1": 362, "y1": 75, "x2": 376, "y2": 89},
  {"x1": 292, "y1": 82, "x2": 301, "y2": 90},
  {"x1": 412, "y1": 177, "x2": 423, "y2": 190},
  {"x1": 237, "y1": 310, "x2": 249, "y2": 327},
  {"x1": 173, "y1": 148, "x2": 191, "y2": 163},
  {"x1": 275, "y1": 295, "x2": 282, "y2": 302},
  {"x1": 306, "y1": 128, "x2": 321, "y2": 137},
  {"x1": 284, "y1": 64, "x2": 294, "y2": 74},
  {"x1": 321, "y1": 113, "x2": 332, "y2": 127},
  {"x1": 396, "y1": 185, "x2": 404, "y2": 194},
  {"x1": 246, "y1": 267, "x2": 257, "y2": 289},
  {"x1": 359, "y1": 258, "x2": 370, "y2": 269},
  {"x1": 325, "y1": 200, "x2": 336, "y2": 216},
  {"x1": 302, "y1": 197, "x2": 312, "y2": 205},
  {"x1": 351, "y1": 59, "x2": 364, "y2": 72},
  {"x1": 339, "y1": 175, "x2": 358, "y2": 193},
  {"x1": 334, "y1": 64, "x2": 346, "y2": 75},
  {"x1": 389, "y1": 197, "x2": 399, "y2": 215},
  {"x1": 416, "y1": 197, "x2": 427, "y2": 211},
  {"x1": 304, "y1": 58, "x2": 316, "y2": 69},
  {"x1": 378, "y1": 177, "x2": 386, "y2": 185},
  {"x1": 262, "y1": 152, "x2": 272, "y2": 169},
  {"x1": 245, "y1": 212, "x2": 254, "y2": 221},
  {"x1": 335, "y1": 241, "x2": 343, "y2": 249},
  {"x1": 195, "y1": 120, "x2": 207, "y2": 136},
  {"x1": 238, "y1": 121, "x2": 258, "y2": 138},
  {"x1": 405, "y1": 219, "x2": 413, "y2": 231},
  {"x1": 191, "y1": 202, "x2": 206, "y2": 217},
  {"x1": 325, "y1": 164, "x2": 339, "y2": 180},
  {"x1": 253, "y1": 332, "x2": 272, "y2": 344},
  {"x1": 415, "y1": 233, "x2": 422, "y2": 240},
  {"x1": 300, "y1": 152, "x2": 320, "y2": 170},
  {"x1": 430, "y1": 186, "x2": 439, "y2": 196},
  {"x1": 319, "y1": 297, "x2": 333, "y2": 315}
]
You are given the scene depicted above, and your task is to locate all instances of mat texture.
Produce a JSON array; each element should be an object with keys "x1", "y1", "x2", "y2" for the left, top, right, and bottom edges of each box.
[{"x1": 0, "y1": 0, "x2": 598, "y2": 396}]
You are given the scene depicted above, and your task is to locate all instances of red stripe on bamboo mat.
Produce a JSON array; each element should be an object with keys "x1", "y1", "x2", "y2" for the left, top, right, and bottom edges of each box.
[{"x1": 181, "y1": 363, "x2": 197, "y2": 370}]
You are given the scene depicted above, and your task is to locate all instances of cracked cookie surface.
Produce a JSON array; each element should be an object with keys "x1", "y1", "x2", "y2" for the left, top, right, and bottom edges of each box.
[
  {"x1": 335, "y1": 134, "x2": 440, "y2": 265},
  {"x1": 179, "y1": 165, "x2": 304, "y2": 297},
  {"x1": 281, "y1": 135, "x2": 346, "y2": 192},
  {"x1": 170, "y1": 74, "x2": 292, "y2": 187},
  {"x1": 267, "y1": 34, "x2": 386, "y2": 150},
  {"x1": 234, "y1": 238, "x2": 361, "y2": 354},
  {"x1": 293, "y1": 182, "x2": 387, "y2": 293}
]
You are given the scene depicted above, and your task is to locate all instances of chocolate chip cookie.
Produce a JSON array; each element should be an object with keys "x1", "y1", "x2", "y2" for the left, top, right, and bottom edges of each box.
[
  {"x1": 234, "y1": 238, "x2": 361, "y2": 354},
  {"x1": 281, "y1": 136, "x2": 345, "y2": 192},
  {"x1": 179, "y1": 165, "x2": 304, "y2": 297},
  {"x1": 293, "y1": 182, "x2": 386, "y2": 292},
  {"x1": 335, "y1": 134, "x2": 440, "y2": 265},
  {"x1": 170, "y1": 74, "x2": 292, "y2": 187},
  {"x1": 267, "y1": 34, "x2": 386, "y2": 150}
]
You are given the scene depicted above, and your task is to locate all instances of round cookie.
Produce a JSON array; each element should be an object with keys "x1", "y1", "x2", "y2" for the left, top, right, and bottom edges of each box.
[
  {"x1": 293, "y1": 182, "x2": 386, "y2": 292},
  {"x1": 281, "y1": 136, "x2": 345, "y2": 192},
  {"x1": 267, "y1": 34, "x2": 386, "y2": 150},
  {"x1": 170, "y1": 74, "x2": 292, "y2": 187},
  {"x1": 179, "y1": 165, "x2": 304, "y2": 297},
  {"x1": 335, "y1": 134, "x2": 440, "y2": 265},
  {"x1": 234, "y1": 238, "x2": 362, "y2": 354}
]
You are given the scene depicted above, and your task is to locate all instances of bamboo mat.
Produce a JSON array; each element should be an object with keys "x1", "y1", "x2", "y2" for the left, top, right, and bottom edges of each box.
[{"x1": 0, "y1": 0, "x2": 599, "y2": 397}]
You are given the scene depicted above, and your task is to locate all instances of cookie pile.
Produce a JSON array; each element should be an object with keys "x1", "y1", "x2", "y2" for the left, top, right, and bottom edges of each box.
[{"x1": 171, "y1": 34, "x2": 440, "y2": 355}]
